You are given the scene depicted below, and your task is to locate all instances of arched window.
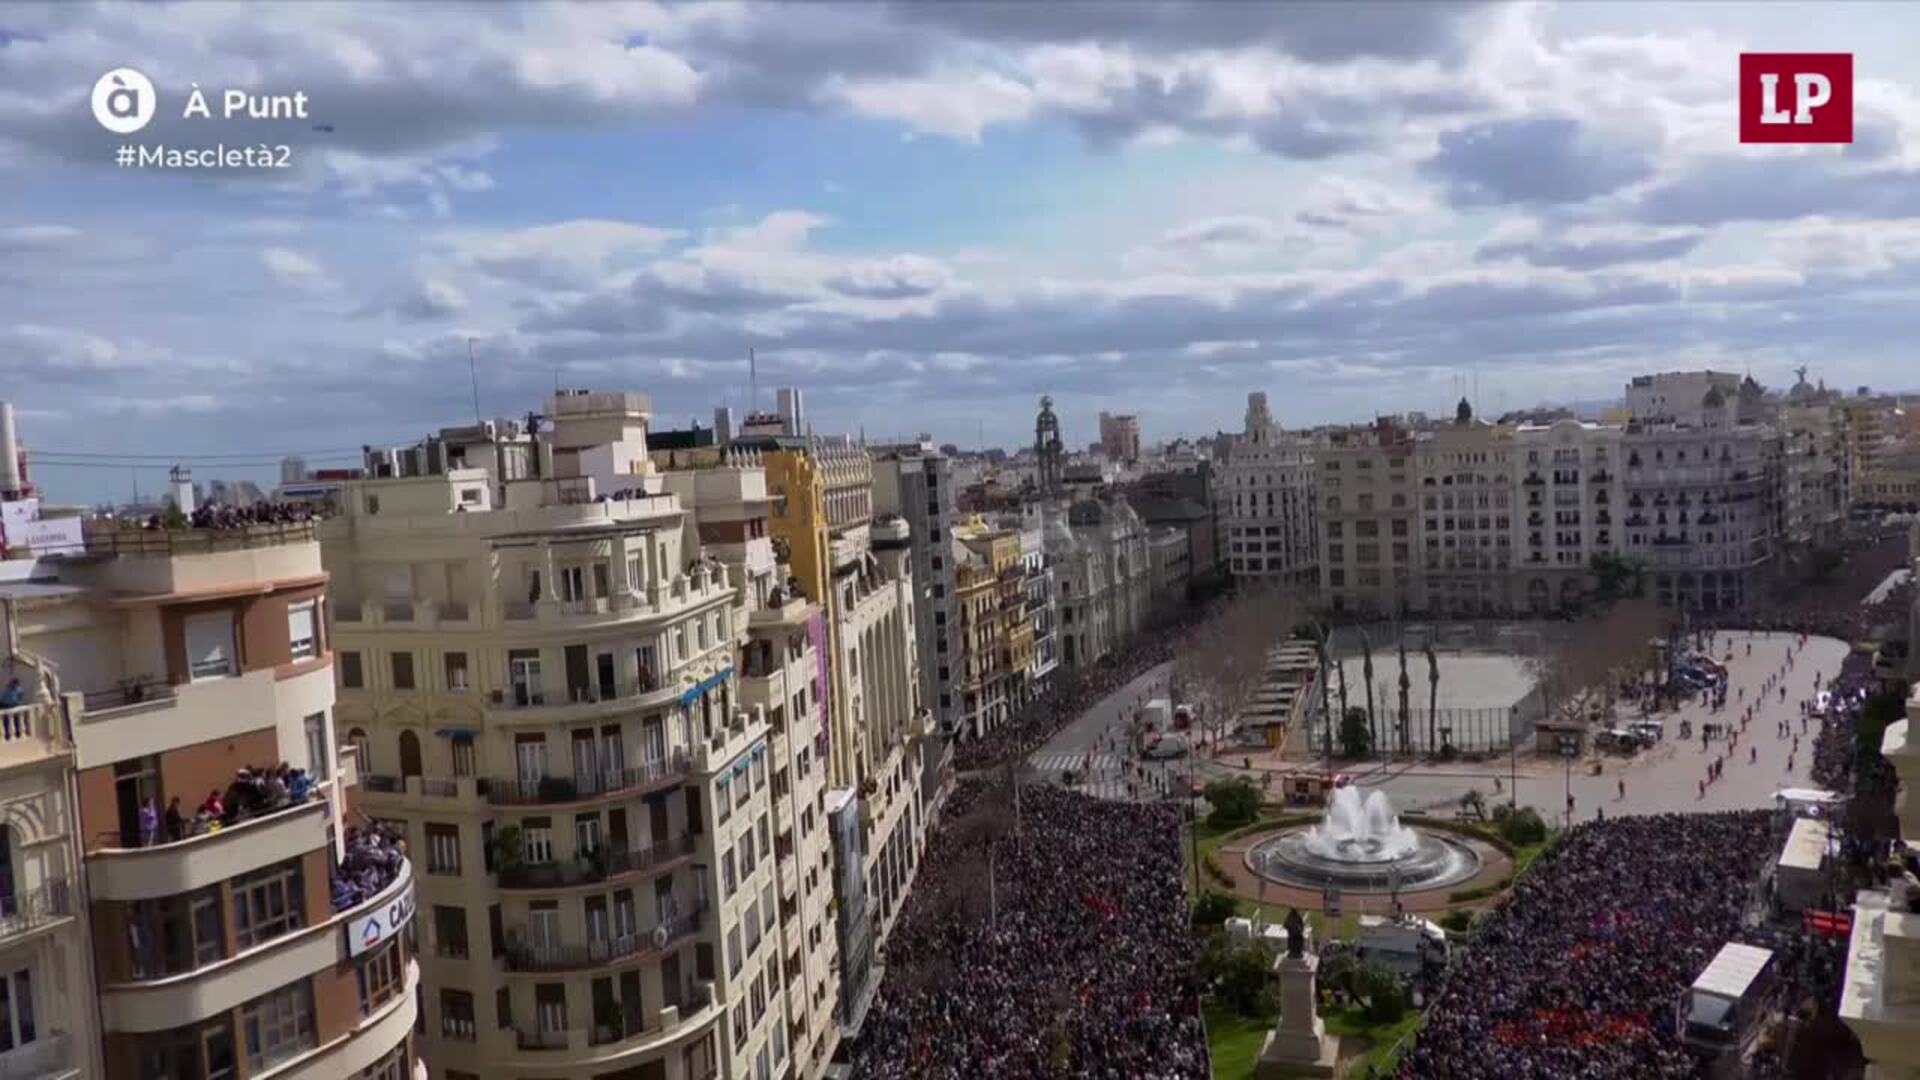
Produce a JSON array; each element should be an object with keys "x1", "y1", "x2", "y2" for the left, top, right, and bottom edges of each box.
[
  {"x1": 398, "y1": 730, "x2": 423, "y2": 779},
  {"x1": 347, "y1": 728, "x2": 371, "y2": 772}
]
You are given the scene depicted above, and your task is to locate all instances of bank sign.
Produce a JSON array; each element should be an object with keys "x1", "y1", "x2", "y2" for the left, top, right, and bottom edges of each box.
[{"x1": 347, "y1": 876, "x2": 416, "y2": 957}]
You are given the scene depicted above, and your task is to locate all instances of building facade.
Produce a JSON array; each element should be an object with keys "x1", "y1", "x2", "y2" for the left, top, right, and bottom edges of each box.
[
  {"x1": 5, "y1": 514, "x2": 417, "y2": 1080},
  {"x1": 870, "y1": 445, "x2": 961, "y2": 737},
  {"x1": 1218, "y1": 393, "x2": 1318, "y2": 585},
  {"x1": 323, "y1": 392, "x2": 786, "y2": 1080},
  {"x1": 1097, "y1": 413, "x2": 1141, "y2": 465}
]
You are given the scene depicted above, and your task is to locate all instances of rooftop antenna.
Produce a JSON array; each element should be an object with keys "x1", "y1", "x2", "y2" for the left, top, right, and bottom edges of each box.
[
  {"x1": 750, "y1": 348, "x2": 758, "y2": 413},
  {"x1": 466, "y1": 337, "x2": 483, "y2": 425}
]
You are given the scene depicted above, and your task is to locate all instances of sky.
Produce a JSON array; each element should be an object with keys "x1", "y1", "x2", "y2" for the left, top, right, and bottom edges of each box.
[{"x1": 7, "y1": 1, "x2": 1920, "y2": 503}]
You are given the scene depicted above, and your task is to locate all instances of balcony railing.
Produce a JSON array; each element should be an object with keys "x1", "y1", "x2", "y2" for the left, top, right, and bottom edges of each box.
[
  {"x1": 497, "y1": 834, "x2": 697, "y2": 890},
  {"x1": 504, "y1": 902, "x2": 708, "y2": 973},
  {"x1": 0, "y1": 879, "x2": 73, "y2": 942},
  {"x1": 517, "y1": 984, "x2": 715, "y2": 1053},
  {"x1": 0, "y1": 1031, "x2": 74, "y2": 1080},
  {"x1": 82, "y1": 520, "x2": 318, "y2": 556},
  {"x1": 487, "y1": 752, "x2": 690, "y2": 807},
  {"x1": 80, "y1": 680, "x2": 176, "y2": 713}
]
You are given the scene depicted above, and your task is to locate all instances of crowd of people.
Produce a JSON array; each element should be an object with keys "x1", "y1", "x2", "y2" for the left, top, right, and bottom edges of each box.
[
  {"x1": 140, "y1": 500, "x2": 320, "y2": 531},
  {"x1": 1398, "y1": 811, "x2": 1777, "y2": 1080},
  {"x1": 851, "y1": 782, "x2": 1206, "y2": 1079},
  {"x1": 333, "y1": 820, "x2": 407, "y2": 912},
  {"x1": 134, "y1": 762, "x2": 319, "y2": 846}
]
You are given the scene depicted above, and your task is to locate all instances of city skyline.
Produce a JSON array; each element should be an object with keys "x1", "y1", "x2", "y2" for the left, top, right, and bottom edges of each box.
[{"x1": 12, "y1": 2, "x2": 1920, "y2": 504}]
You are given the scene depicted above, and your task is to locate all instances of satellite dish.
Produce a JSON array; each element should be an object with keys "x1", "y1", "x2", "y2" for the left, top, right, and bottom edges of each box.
[{"x1": 652, "y1": 924, "x2": 670, "y2": 948}]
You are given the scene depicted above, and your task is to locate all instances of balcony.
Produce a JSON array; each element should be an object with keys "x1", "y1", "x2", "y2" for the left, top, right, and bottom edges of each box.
[
  {"x1": 497, "y1": 834, "x2": 697, "y2": 890},
  {"x1": 504, "y1": 902, "x2": 708, "y2": 974},
  {"x1": 511, "y1": 983, "x2": 718, "y2": 1063},
  {"x1": 0, "y1": 699, "x2": 71, "y2": 770},
  {"x1": 487, "y1": 753, "x2": 691, "y2": 807},
  {"x1": 81, "y1": 520, "x2": 318, "y2": 557},
  {"x1": 0, "y1": 879, "x2": 74, "y2": 946},
  {"x1": 89, "y1": 788, "x2": 330, "y2": 902},
  {"x1": 0, "y1": 1031, "x2": 77, "y2": 1080}
]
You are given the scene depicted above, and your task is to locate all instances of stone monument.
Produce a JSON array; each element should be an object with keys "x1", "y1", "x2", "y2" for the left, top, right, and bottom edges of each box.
[{"x1": 1256, "y1": 909, "x2": 1339, "y2": 1078}]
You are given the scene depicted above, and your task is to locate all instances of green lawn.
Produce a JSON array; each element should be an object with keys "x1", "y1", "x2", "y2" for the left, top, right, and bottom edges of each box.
[{"x1": 1205, "y1": 1002, "x2": 1271, "y2": 1080}]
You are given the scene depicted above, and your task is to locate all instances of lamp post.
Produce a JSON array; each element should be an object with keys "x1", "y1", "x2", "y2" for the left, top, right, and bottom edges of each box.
[{"x1": 1562, "y1": 741, "x2": 1578, "y2": 828}]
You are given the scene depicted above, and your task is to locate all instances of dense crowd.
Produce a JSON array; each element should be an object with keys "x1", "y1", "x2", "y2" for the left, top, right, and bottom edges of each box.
[
  {"x1": 1398, "y1": 811, "x2": 1776, "y2": 1080},
  {"x1": 135, "y1": 762, "x2": 319, "y2": 845},
  {"x1": 851, "y1": 783, "x2": 1205, "y2": 1079},
  {"x1": 333, "y1": 820, "x2": 408, "y2": 912},
  {"x1": 141, "y1": 500, "x2": 319, "y2": 530}
]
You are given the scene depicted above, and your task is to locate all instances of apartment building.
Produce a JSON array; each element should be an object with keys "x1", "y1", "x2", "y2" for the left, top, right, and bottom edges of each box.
[
  {"x1": 1418, "y1": 414, "x2": 1520, "y2": 616},
  {"x1": 1318, "y1": 420, "x2": 1419, "y2": 616},
  {"x1": 1097, "y1": 413, "x2": 1141, "y2": 464},
  {"x1": 1842, "y1": 397, "x2": 1897, "y2": 506},
  {"x1": 322, "y1": 391, "x2": 778, "y2": 1080},
  {"x1": 1620, "y1": 420, "x2": 1781, "y2": 612},
  {"x1": 1510, "y1": 419, "x2": 1624, "y2": 613},
  {"x1": 1039, "y1": 497, "x2": 1152, "y2": 669},
  {"x1": 3, "y1": 512, "x2": 416, "y2": 1080},
  {"x1": 1217, "y1": 393, "x2": 1318, "y2": 585},
  {"x1": 870, "y1": 444, "x2": 961, "y2": 738},
  {"x1": 1780, "y1": 401, "x2": 1847, "y2": 541},
  {"x1": 1015, "y1": 522, "x2": 1061, "y2": 694},
  {"x1": 946, "y1": 520, "x2": 1033, "y2": 740},
  {"x1": 744, "y1": 436, "x2": 935, "y2": 1049}
]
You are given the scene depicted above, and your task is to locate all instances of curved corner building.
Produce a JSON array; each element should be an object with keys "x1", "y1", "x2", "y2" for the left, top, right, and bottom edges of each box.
[{"x1": 2, "y1": 512, "x2": 417, "y2": 1080}]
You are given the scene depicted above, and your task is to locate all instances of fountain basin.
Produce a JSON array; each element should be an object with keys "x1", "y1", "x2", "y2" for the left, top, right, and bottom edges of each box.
[{"x1": 1243, "y1": 787, "x2": 1485, "y2": 894}]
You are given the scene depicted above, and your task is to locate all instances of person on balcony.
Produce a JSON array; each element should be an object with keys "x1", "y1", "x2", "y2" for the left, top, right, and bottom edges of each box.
[
  {"x1": 163, "y1": 797, "x2": 184, "y2": 843},
  {"x1": 138, "y1": 798, "x2": 159, "y2": 847},
  {"x1": 0, "y1": 679, "x2": 21, "y2": 709}
]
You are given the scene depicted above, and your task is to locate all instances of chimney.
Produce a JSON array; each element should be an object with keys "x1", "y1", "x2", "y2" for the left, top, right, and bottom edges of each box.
[{"x1": 0, "y1": 402, "x2": 20, "y2": 499}]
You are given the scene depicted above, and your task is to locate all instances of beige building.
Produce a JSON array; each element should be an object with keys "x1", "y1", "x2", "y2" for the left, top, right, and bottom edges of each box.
[
  {"x1": 323, "y1": 392, "x2": 798, "y2": 1080},
  {"x1": 1039, "y1": 497, "x2": 1152, "y2": 669},
  {"x1": 1098, "y1": 412, "x2": 1141, "y2": 464},
  {"x1": 1842, "y1": 687, "x2": 1920, "y2": 1076},
  {"x1": 3, "y1": 512, "x2": 417, "y2": 1080},
  {"x1": 1511, "y1": 419, "x2": 1624, "y2": 613},
  {"x1": 1620, "y1": 419, "x2": 1781, "y2": 612},
  {"x1": 1318, "y1": 420, "x2": 1420, "y2": 616},
  {"x1": 1781, "y1": 400, "x2": 1847, "y2": 541},
  {"x1": 1217, "y1": 393, "x2": 1318, "y2": 584}
]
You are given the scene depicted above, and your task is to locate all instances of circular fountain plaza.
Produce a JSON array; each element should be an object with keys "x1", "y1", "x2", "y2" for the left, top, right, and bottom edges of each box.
[{"x1": 1218, "y1": 787, "x2": 1512, "y2": 914}]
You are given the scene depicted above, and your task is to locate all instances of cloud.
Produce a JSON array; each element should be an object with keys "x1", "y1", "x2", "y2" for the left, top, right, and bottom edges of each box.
[
  {"x1": 1421, "y1": 115, "x2": 1655, "y2": 207},
  {"x1": 387, "y1": 277, "x2": 469, "y2": 320},
  {"x1": 261, "y1": 247, "x2": 339, "y2": 292},
  {"x1": 450, "y1": 220, "x2": 684, "y2": 289},
  {"x1": 1479, "y1": 224, "x2": 1708, "y2": 269}
]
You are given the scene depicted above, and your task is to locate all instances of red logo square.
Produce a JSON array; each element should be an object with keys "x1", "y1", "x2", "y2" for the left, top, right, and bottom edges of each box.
[{"x1": 1741, "y1": 53, "x2": 1853, "y2": 144}]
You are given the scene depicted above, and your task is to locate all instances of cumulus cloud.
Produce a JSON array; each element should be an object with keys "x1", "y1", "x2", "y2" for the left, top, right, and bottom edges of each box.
[
  {"x1": 1421, "y1": 115, "x2": 1655, "y2": 207},
  {"x1": 261, "y1": 247, "x2": 339, "y2": 292},
  {"x1": 1479, "y1": 224, "x2": 1709, "y2": 269}
]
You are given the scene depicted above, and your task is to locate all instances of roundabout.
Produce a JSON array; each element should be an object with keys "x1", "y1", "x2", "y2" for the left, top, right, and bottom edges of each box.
[{"x1": 1245, "y1": 787, "x2": 1485, "y2": 894}]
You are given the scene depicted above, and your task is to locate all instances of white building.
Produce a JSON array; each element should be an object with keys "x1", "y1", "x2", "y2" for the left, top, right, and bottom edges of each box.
[{"x1": 1217, "y1": 392, "x2": 1318, "y2": 584}]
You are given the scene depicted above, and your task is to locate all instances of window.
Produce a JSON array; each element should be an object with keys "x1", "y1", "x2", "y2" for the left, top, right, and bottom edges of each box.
[
  {"x1": 241, "y1": 980, "x2": 315, "y2": 1072},
  {"x1": 138, "y1": 1020, "x2": 235, "y2": 1080},
  {"x1": 433, "y1": 905, "x2": 469, "y2": 958},
  {"x1": 356, "y1": 938, "x2": 405, "y2": 1014},
  {"x1": 722, "y1": 847, "x2": 737, "y2": 896},
  {"x1": 287, "y1": 601, "x2": 318, "y2": 661},
  {"x1": 426, "y1": 823, "x2": 461, "y2": 875},
  {"x1": 0, "y1": 968, "x2": 34, "y2": 1052},
  {"x1": 340, "y1": 651, "x2": 364, "y2": 689},
  {"x1": 523, "y1": 820, "x2": 553, "y2": 864},
  {"x1": 184, "y1": 610, "x2": 237, "y2": 680},
  {"x1": 233, "y1": 861, "x2": 303, "y2": 949},
  {"x1": 303, "y1": 713, "x2": 330, "y2": 780},
  {"x1": 390, "y1": 652, "x2": 416, "y2": 691},
  {"x1": 360, "y1": 1044, "x2": 410, "y2": 1080},
  {"x1": 440, "y1": 989, "x2": 477, "y2": 1042},
  {"x1": 444, "y1": 651, "x2": 469, "y2": 691}
]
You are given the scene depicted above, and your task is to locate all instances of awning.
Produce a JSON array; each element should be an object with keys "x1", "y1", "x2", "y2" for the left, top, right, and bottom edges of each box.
[
  {"x1": 679, "y1": 666, "x2": 736, "y2": 706},
  {"x1": 435, "y1": 728, "x2": 479, "y2": 741}
]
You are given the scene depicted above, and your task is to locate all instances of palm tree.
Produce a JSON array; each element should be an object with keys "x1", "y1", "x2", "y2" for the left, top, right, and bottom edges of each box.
[
  {"x1": 1425, "y1": 636, "x2": 1440, "y2": 754},
  {"x1": 1313, "y1": 623, "x2": 1336, "y2": 764},
  {"x1": 1397, "y1": 636, "x2": 1412, "y2": 757},
  {"x1": 1360, "y1": 629, "x2": 1377, "y2": 758}
]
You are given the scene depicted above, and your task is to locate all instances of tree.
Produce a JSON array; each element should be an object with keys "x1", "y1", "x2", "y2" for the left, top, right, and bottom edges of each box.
[
  {"x1": 1424, "y1": 636, "x2": 1440, "y2": 756},
  {"x1": 1396, "y1": 636, "x2": 1412, "y2": 757},
  {"x1": 1360, "y1": 630, "x2": 1378, "y2": 754},
  {"x1": 1339, "y1": 706, "x2": 1373, "y2": 759},
  {"x1": 1205, "y1": 778, "x2": 1262, "y2": 829},
  {"x1": 1534, "y1": 597, "x2": 1663, "y2": 727},
  {"x1": 1491, "y1": 803, "x2": 1547, "y2": 846},
  {"x1": 1197, "y1": 931, "x2": 1277, "y2": 1018},
  {"x1": 1314, "y1": 624, "x2": 1337, "y2": 763},
  {"x1": 1193, "y1": 891, "x2": 1239, "y2": 927},
  {"x1": 1356, "y1": 961, "x2": 1407, "y2": 1023},
  {"x1": 1171, "y1": 582, "x2": 1303, "y2": 749},
  {"x1": 1589, "y1": 552, "x2": 1647, "y2": 603}
]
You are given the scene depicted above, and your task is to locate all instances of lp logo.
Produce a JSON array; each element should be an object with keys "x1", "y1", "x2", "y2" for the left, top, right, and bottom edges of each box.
[
  {"x1": 91, "y1": 68, "x2": 157, "y2": 134},
  {"x1": 1740, "y1": 54, "x2": 1853, "y2": 144}
]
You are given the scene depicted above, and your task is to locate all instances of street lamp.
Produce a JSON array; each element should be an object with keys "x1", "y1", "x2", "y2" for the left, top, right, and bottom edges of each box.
[{"x1": 1562, "y1": 741, "x2": 1578, "y2": 828}]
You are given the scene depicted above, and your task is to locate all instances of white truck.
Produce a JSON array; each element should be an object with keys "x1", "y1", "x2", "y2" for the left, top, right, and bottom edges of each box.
[
  {"x1": 1680, "y1": 942, "x2": 1776, "y2": 1058},
  {"x1": 1354, "y1": 914, "x2": 1449, "y2": 979}
]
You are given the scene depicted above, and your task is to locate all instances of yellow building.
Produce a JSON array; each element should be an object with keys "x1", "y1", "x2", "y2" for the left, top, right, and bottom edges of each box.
[{"x1": 950, "y1": 518, "x2": 1033, "y2": 738}]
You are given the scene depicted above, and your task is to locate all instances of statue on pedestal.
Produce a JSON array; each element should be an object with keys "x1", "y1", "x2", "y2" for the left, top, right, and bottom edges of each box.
[{"x1": 1284, "y1": 908, "x2": 1306, "y2": 960}]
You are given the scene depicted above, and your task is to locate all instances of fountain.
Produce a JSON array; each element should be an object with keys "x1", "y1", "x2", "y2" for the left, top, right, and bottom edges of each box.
[{"x1": 1246, "y1": 786, "x2": 1483, "y2": 894}]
